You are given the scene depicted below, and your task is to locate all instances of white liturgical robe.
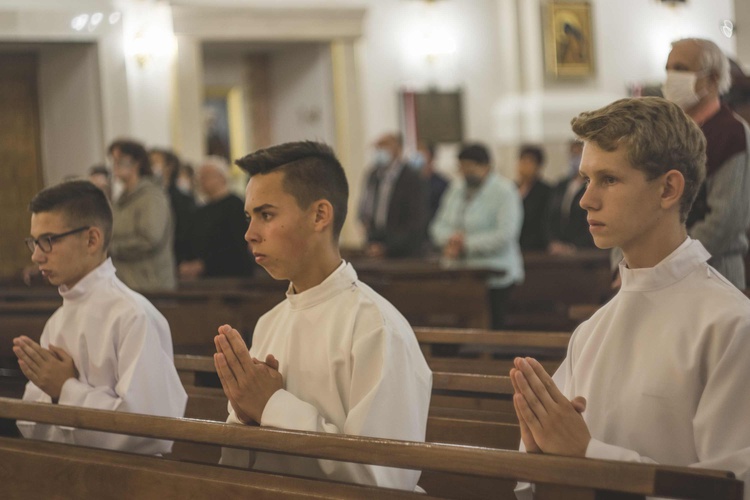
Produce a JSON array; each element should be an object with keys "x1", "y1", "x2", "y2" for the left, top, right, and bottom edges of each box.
[
  {"x1": 17, "y1": 258, "x2": 187, "y2": 455},
  {"x1": 516, "y1": 238, "x2": 750, "y2": 499},
  {"x1": 221, "y1": 261, "x2": 432, "y2": 491}
]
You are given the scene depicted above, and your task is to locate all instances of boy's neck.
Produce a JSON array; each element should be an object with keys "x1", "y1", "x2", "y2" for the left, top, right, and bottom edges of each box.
[
  {"x1": 290, "y1": 243, "x2": 343, "y2": 294},
  {"x1": 622, "y1": 224, "x2": 688, "y2": 270}
]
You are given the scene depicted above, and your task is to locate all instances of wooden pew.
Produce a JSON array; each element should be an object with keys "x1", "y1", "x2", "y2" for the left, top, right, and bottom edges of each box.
[
  {"x1": 173, "y1": 382, "x2": 521, "y2": 469},
  {"x1": 508, "y1": 250, "x2": 613, "y2": 331},
  {"x1": 0, "y1": 437, "x2": 432, "y2": 499},
  {"x1": 174, "y1": 353, "x2": 517, "y2": 413},
  {"x1": 0, "y1": 398, "x2": 742, "y2": 500},
  {"x1": 414, "y1": 327, "x2": 569, "y2": 376}
]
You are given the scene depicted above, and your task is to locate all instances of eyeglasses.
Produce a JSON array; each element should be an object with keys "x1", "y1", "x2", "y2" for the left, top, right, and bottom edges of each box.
[{"x1": 25, "y1": 226, "x2": 90, "y2": 253}]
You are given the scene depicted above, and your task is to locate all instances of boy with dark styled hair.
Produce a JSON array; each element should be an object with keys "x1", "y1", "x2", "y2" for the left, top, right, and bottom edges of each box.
[
  {"x1": 214, "y1": 141, "x2": 432, "y2": 491},
  {"x1": 511, "y1": 97, "x2": 750, "y2": 499},
  {"x1": 14, "y1": 180, "x2": 186, "y2": 454}
]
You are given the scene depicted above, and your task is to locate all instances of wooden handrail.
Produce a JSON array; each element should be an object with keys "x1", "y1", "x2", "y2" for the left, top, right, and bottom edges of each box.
[
  {"x1": 173, "y1": 355, "x2": 514, "y2": 395},
  {"x1": 413, "y1": 327, "x2": 571, "y2": 349},
  {"x1": 0, "y1": 398, "x2": 740, "y2": 498}
]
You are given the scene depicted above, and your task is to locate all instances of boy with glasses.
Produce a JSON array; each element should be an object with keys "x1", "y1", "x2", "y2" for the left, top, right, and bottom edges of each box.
[{"x1": 14, "y1": 180, "x2": 187, "y2": 454}]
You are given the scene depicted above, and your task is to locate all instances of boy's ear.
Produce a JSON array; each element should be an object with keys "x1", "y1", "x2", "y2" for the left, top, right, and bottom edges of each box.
[
  {"x1": 312, "y1": 199, "x2": 334, "y2": 233},
  {"x1": 660, "y1": 169, "x2": 685, "y2": 211},
  {"x1": 86, "y1": 226, "x2": 104, "y2": 254}
]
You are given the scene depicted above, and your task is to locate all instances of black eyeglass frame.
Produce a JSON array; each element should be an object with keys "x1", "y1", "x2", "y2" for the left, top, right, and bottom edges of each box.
[{"x1": 25, "y1": 226, "x2": 91, "y2": 253}]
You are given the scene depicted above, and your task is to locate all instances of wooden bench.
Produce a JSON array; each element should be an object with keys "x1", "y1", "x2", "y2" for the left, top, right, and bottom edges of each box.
[
  {"x1": 0, "y1": 398, "x2": 742, "y2": 500},
  {"x1": 415, "y1": 327, "x2": 569, "y2": 376},
  {"x1": 173, "y1": 382, "x2": 521, "y2": 470},
  {"x1": 508, "y1": 250, "x2": 613, "y2": 331},
  {"x1": 0, "y1": 437, "x2": 432, "y2": 499},
  {"x1": 173, "y1": 353, "x2": 518, "y2": 414}
]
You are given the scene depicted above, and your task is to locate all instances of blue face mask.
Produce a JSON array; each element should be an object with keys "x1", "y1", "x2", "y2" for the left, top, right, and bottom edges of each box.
[
  {"x1": 373, "y1": 148, "x2": 393, "y2": 167},
  {"x1": 409, "y1": 152, "x2": 426, "y2": 170}
]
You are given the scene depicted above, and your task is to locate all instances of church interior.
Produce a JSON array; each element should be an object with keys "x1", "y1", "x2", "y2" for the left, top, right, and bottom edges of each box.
[{"x1": 1, "y1": 1, "x2": 749, "y2": 498}]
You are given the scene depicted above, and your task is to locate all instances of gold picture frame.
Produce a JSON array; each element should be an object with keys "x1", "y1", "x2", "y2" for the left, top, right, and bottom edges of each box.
[{"x1": 544, "y1": 2, "x2": 595, "y2": 78}]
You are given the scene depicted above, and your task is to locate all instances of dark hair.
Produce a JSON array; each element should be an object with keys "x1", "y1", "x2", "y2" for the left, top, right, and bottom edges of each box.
[
  {"x1": 29, "y1": 180, "x2": 113, "y2": 250},
  {"x1": 108, "y1": 139, "x2": 151, "y2": 177},
  {"x1": 571, "y1": 97, "x2": 706, "y2": 222},
  {"x1": 150, "y1": 147, "x2": 182, "y2": 185},
  {"x1": 88, "y1": 164, "x2": 111, "y2": 179},
  {"x1": 458, "y1": 143, "x2": 491, "y2": 165},
  {"x1": 235, "y1": 141, "x2": 349, "y2": 240},
  {"x1": 519, "y1": 144, "x2": 545, "y2": 167}
]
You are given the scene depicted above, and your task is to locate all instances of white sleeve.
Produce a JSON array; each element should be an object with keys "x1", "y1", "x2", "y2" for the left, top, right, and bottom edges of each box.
[
  {"x1": 518, "y1": 325, "x2": 750, "y2": 500},
  {"x1": 258, "y1": 323, "x2": 431, "y2": 490},
  {"x1": 27, "y1": 312, "x2": 187, "y2": 454}
]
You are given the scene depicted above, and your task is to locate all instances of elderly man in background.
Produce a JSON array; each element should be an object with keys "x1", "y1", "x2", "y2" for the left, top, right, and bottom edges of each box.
[
  {"x1": 179, "y1": 156, "x2": 254, "y2": 280},
  {"x1": 662, "y1": 37, "x2": 750, "y2": 288}
]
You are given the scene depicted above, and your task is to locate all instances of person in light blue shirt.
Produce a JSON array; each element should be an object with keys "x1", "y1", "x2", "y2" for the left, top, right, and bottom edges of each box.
[{"x1": 430, "y1": 143, "x2": 524, "y2": 329}]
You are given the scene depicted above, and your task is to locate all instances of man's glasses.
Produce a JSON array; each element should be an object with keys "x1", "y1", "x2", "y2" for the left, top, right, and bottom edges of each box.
[{"x1": 25, "y1": 226, "x2": 90, "y2": 253}]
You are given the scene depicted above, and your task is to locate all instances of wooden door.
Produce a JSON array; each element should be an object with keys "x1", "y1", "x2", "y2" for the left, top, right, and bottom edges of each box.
[{"x1": 0, "y1": 54, "x2": 44, "y2": 280}]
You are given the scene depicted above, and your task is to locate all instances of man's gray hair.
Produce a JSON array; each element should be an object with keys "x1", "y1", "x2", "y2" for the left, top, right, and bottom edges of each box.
[
  {"x1": 200, "y1": 155, "x2": 231, "y2": 181},
  {"x1": 672, "y1": 38, "x2": 731, "y2": 94}
]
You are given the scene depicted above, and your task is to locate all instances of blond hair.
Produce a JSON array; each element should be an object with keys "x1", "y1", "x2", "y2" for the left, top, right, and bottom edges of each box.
[{"x1": 571, "y1": 97, "x2": 706, "y2": 222}]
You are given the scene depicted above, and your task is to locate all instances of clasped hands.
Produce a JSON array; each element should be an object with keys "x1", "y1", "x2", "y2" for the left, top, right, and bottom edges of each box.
[
  {"x1": 510, "y1": 357, "x2": 591, "y2": 457},
  {"x1": 13, "y1": 335, "x2": 78, "y2": 401},
  {"x1": 214, "y1": 324, "x2": 283, "y2": 425},
  {"x1": 443, "y1": 232, "x2": 465, "y2": 259}
]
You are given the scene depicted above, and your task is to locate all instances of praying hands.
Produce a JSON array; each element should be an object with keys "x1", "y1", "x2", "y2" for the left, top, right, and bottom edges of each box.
[
  {"x1": 214, "y1": 324, "x2": 283, "y2": 425},
  {"x1": 510, "y1": 356, "x2": 590, "y2": 457},
  {"x1": 12, "y1": 335, "x2": 78, "y2": 401}
]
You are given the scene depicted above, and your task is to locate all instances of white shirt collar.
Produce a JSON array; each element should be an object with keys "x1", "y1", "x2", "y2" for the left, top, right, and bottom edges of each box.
[
  {"x1": 619, "y1": 238, "x2": 711, "y2": 292},
  {"x1": 59, "y1": 258, "x2": 117, "y2": 302},
  {"x1": 285, "y1": 261, "x2": 358, "y2": 310}
]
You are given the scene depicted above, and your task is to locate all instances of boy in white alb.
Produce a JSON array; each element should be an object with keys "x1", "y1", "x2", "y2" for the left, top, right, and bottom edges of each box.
[
  {"x1": 214, "y1": 142, "x2": 432, "y2": 491},
  {"x1": 14, "y1": 181, "x2": 187, "y2": 455},
  {"x1": 511, "y1": 97, "x2": 750, "y2": 499}
]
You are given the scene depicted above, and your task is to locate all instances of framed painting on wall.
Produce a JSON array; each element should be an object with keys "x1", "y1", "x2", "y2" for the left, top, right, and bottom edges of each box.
[
  {"x1": 203, "y1": 86, "x2": 249, "y2": 163},
  {"x1": 543, "y1": 2, "x2": 595, "y2": 78}
]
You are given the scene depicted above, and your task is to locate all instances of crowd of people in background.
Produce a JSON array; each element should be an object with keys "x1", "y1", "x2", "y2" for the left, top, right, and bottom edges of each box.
[
  {"x1": 66, "y1": 139, "x2": 257, "y2": 292},
  {"x1": 30, "y1": 38, "x2": 749, "y2": 318}
]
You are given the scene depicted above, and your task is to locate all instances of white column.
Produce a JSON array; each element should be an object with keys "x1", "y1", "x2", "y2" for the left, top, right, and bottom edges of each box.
[
  {"x1": 517, "y1": 0, "x2": 545, "y2": 142},
  {"x1": 120, "y1": 2, "x2": 176, "y2": 147},
  {"x1": 97, "y1": 22, "x2": 131, "y2": 146},
  {"x1": 331, "y1": 39, "x2": 366, "y2": 248},
  {"x1": 173, "y1": 35, "x2": 205, "y2": 163}
]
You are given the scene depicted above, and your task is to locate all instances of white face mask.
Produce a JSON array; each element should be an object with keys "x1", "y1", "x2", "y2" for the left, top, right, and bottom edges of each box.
[
  {"x1": 662, "y1": 70, "x2": 704, "y2": 110},
  {"x1": 111, "y1": 178, "x2": 124, "y2": 202}
]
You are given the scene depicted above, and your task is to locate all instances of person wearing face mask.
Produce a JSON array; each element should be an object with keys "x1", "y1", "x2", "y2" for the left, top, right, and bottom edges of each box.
[
  {"x1": 430, "y1": 143, "x2": 524, "y2": 330},
  {"x1": 547, "y1": 140, "x2": 595, "y2": 255},
  {"x1": 358, "y1": 133, "x2": 426, "y2": 258},
  {"x1": 661, "y1": 37, "x2": 750, "y2": 288},
  {"x1": 149, "y1": 148, "x2": 196, "y2": 266}
]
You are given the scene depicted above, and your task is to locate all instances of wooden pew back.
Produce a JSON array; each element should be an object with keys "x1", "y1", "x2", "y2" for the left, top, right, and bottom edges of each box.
[{"x1": 0, "y1": 398, "x2": 741, "y2": 500}]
